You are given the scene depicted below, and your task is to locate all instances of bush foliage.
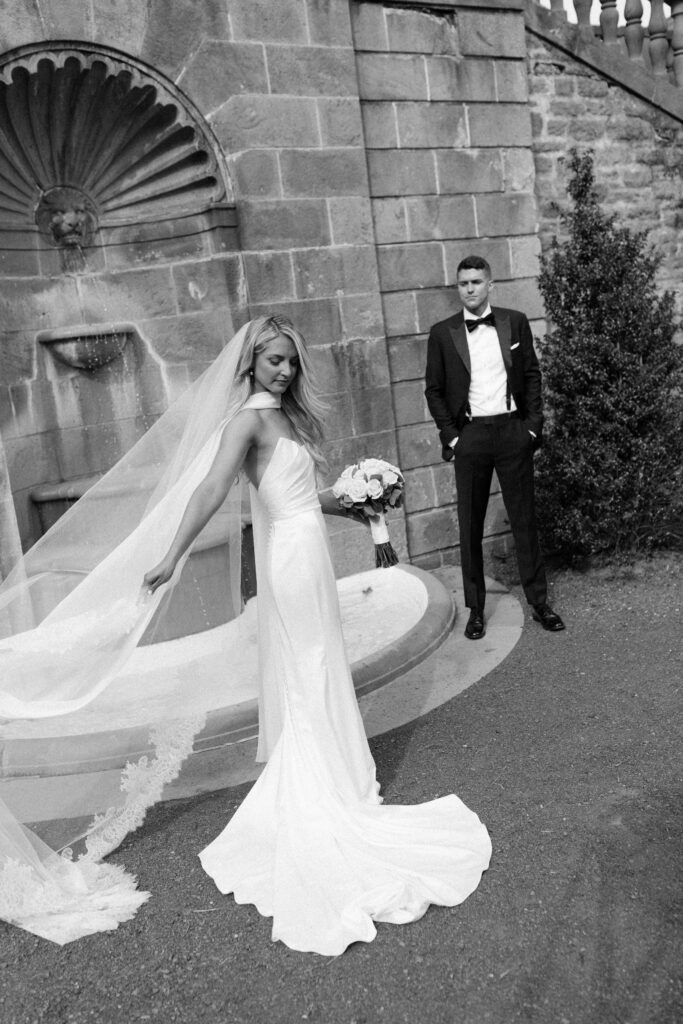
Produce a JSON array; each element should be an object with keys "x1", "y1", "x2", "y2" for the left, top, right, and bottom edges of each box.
[{"x1": 536, "y1": 149, "x2": 683, "y2": 562}]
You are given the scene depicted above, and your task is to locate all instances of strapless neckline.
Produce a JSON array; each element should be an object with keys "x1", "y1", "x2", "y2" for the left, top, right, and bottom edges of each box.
[{"x1": 257, "y1": 436, "x2": 306, "y2": 492}]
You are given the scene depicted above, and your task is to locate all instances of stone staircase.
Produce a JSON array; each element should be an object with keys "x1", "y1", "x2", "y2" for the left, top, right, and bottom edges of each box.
[{"x1": 527, "y1": 0, "x2": 683, "y2": 122}]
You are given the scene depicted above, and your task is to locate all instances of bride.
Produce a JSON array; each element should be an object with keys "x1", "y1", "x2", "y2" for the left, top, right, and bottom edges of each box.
[{"x1": 0, "y1": 316, "x2": 491, "y2": 954}]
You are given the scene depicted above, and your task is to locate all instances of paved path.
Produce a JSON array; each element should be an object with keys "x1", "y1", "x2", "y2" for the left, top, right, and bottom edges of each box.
[{"x1": 1, "y1": 555, "x2": 681, "y2": 1024}]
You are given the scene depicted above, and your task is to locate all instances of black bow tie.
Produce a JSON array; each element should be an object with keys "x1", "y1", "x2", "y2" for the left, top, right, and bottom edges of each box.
[{"x1": 465, "y1": 313, "x2": 495, "y2": 332}]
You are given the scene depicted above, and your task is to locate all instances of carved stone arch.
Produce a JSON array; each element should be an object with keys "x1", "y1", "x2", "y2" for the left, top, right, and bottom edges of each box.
[{"x1": 0, "y1": 41, "x2": 234, "y2": 251}]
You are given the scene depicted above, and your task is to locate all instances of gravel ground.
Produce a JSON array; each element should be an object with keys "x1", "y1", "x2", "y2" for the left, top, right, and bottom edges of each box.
[{"x1": 1, "y1": 553, "x2": 681, "y2": 1024}]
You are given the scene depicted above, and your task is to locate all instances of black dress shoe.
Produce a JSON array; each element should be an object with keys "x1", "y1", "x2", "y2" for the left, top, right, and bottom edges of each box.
[
  {"x1": 464, "y1": 610, "x2": 486, "y2": 640},
  {"x1": 532, "y1": 603, "x2": 565, "y2": 631}
]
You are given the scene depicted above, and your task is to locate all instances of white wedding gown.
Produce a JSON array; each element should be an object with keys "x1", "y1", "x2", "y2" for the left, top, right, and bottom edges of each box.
[{"x1": 199, "y1": 436, "x2": 492, "y2": 955}]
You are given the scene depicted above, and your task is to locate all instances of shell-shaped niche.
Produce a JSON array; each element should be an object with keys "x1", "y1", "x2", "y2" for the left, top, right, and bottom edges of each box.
[{"x1": 0, "y1": 45, "x2": 228, "y2": 241}]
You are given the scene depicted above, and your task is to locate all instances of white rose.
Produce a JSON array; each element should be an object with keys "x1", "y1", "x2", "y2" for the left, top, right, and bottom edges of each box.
[
  {"x1": 347, "y1": 477, "x2": 369, "y2": 502},
  {"x1": 359, "y1": 458, "x2": 384, "y2": 475},
  {"x1": 366, "y1": 478, "x2": 384, "y2": 499},
  {"x1": 382, "y1": 470, "x2": 398, "y2": 487},
  {"x1": 340, "y1": 464, "x2": 357, "y2": 479},
  {"x1": 332, "y1": 479, "x2": 348, "y2": 498}
]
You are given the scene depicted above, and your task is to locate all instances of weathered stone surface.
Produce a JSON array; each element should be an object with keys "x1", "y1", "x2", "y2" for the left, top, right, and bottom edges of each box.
[
  {"x1": 172, "y1": 256, "x2": 244, "y2": 314},
  {"x1": 493, "y1": 278, "x2": 544, "y2": 319},
  {"x1": 435, "y1": 148, "x2": 504, "y2": 193},
  {"x1": 427, "y1": 56, "x2": 497, "y2": 103},
  {"x1": 395, "y1": 102, "x2": 468, "y2": 148},
  {"x1": 248, "y1": 297, "x2": 342, "y2": 346},
  {"x1": 415, "y1": 287, "x2": 457, "y2": 332},
  {"x1": 328, "y1": 196, "x2": 375, "y2": 245},
  {"x1": 179, "y1": 42, "x2": 268, "y2": 114},
  {"x1": 381, "y1": 291, "x2": 417, "y2": 338},
  {"x1": 349, "y1": 2, "x2": 389, "y2": 52},
  {"x1": 40, "y1": 0, "x2": 91, "y2": 39},
  {"x1": 141, "y1": 0, "x2": 229, "y2": 77},
  {"x1": 509, "y1": 235, "x2": 542, "y2": 280},
  {"x1": 443, "y1": 237, "x2": 512, "y2": 282},
  {"x1": 339, "y1": 292, "x2": 384, "y2": 341},
  {"x1": 406, "y1": 505, "x2": 457, "y2": 556},
  {"x1": 92, "y1": 0, "x2": 149, "y2": 54},
  {"x1": 377, "y1": 242, "x2": 445, "y2": 292},
  {"x1": 397, "y1": 422, "x2": 441, "y2": 471},
  {"x1": 392, "y1": 379, "x2": 428, "y2": 426},
  {"x1": 458, "y1": 10, "x2": 526, "y2": 59},
  {"x1": 0, "y1": 0, "x2": 45, "y2": 50},
  {"x1": 267, "y1": 45, "x2": 356, "y2": 96},
  {"x1": 229, "y1": 150, "x2": 282, "y2": 199},
  {"x1": 280, "y1": 148, "x2": 368, "y2": 197},
  {"x1": 468, "y1": 103, "x2": 532, "y2": 147},
  {"x1": 307, "y1": 0, "x2": 353, "y2": 47},
  {"x1": 495, "y1": 59, "x2": 528, "y2": 103},
  {"x1": 361, "y1": 103, "x2": 399, "y2": 148},
  {"x1": 387, "y1": 334, "x2": 428, "y2": 382},
  {"x1": 371, "y1": 199, "x2": 408, "y2": 244},
  {"x1": 243, "y1": 252, "x2": 295, "y2": 303},
  {"x1": 237, "y1": 199, "x2": 331, "y2": 251},
  {"x1": 367, "y1": 150, "x2": 437, "y2": 197},
  {"x1": 211, "y1": 95, "x2": 319, "y2": 151},
  {"x1": 79, "y1": 268, "x2": 178, "y2": 323},
  {"x1": 402, "y1": 466, "x2": 436, "y2": 513},
  {"x1": 405, "y1": 195, "x2": 476, "y2": 241},
  {"x1": 229, "y1": 0, "x2": 308, "y2": 42},
  {"x1": 0, "y1": 233, "x2": 40, "y2": 278},
  {"x1": 0, "y1": 277, "x2": 82, "y2": 331},
  {"x1": 355, "y1": 53, "x2": 428, "y2": 101},
  {"x1": 292, "y1": 245, "x2": 378, "y2": 299},
  {"x1": 385, "y1": 8, "x2": 458, "y2": 55},
  {"x1": 504, "y1": 148, "x2": 536, "y2": 192},
  {"x1": 139, "y1": 311, "x2": 228, "y2": 363},
  {"x1": 343, "y1": 337, "x2": 391, "y2": 390},
  {"x1": 0, "y1": 330, "x2": 35, "y2": 386},
  {"x1": 474, "y1": 193, "x2": 538, "y2": 238},
  {"x1": 4, "y1": 431, "x2": 60, "y2": 493},
  {"x1": 351, "y1": 385, "x2": 395, "y2": 435},
  {"x1": 318, "y1": 98, "x2": 364, "y2": 147}
]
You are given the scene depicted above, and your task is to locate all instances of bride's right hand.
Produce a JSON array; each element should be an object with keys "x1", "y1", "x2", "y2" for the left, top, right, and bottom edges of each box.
[{"x1": 143, "y1": 557, "x2": 178, "y2": 595}]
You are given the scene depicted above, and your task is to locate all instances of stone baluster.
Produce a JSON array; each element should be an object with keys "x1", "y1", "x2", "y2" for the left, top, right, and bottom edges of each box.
[
  {"x1": 648, "y1": 0, "x2": 670, "y2": 76},
  {"x1": 624, "y1": 0, "x2": 645, "y2": 59},
  {"x1": 599, "y1": 0, "x2": 619, "y2": 44},
  {"x1": 672, "y1": 1, "x2": 683, "y2": 87},
  {"x1": 572, "y1": 0, "x2": 593, "y2": 34}
]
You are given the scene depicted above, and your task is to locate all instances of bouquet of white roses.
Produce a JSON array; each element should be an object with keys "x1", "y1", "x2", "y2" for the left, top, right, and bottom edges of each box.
[{"x1": 332, "y1": 457, "x2": 404, "y2": 567}]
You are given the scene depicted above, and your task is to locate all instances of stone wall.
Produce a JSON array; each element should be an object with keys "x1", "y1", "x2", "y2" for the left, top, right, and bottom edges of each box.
[
  {"x1": 352, "y1": 0, "x2": 542, "y2": 568},
  {"x1": 528, "y1": 35, "x2": 683, "y2": 323}
]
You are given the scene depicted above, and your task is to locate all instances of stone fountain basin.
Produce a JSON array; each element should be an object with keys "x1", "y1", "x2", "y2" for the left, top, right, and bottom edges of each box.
[{"x1": 0, "y1": 565, "x2": 454, "y2": 823}]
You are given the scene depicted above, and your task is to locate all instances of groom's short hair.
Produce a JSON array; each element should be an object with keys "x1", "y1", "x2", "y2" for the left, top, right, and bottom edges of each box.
[{"x1": 456, "y1": 255, "x2": 492, "y2": 278}]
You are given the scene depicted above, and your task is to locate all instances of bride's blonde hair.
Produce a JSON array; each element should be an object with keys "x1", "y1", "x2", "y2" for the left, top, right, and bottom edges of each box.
[{"x1": 237, "y1": 315, "x2": 329, "y2": 474}]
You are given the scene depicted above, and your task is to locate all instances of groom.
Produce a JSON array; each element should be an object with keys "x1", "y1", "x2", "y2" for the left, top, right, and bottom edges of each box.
[{"x1": 425, "y1": 255, "x2": 564, "y2": 639}]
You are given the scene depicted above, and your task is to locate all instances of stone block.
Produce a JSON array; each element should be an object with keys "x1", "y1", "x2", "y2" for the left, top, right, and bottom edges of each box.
[
  {"x1": 406, "y1": 506, "x2": 457, "y2": 556},
  {"x1": 92, "y1": 0, "x2": 149, "y2": 55},
  {"x1": 458, "y1": 10, "x2": 526, "y2": 58},
  {"x1": 0, "y1": 277, "x2": 81, "y2": 331},
  {"x1": 494, "y1": 59, "x2": 528, "y2": 102},
  {"x1": 101, "y1": 219, "x2": 212, "y2": 270},
  {"x1": 229, "y1": 0, "x2": 307, "y2": 42},
  {"x1": 361, "y1": 103, "x2": 399, "y2": 148},
  {"x1": 474, "y1": 194, "x2": 538, "y2": 238},
  {"x1": 503, "y1": 149, "x2": 536, "y2": 193},
  {"x1": 435, "y1": 149, "x2": 503, "y2": 194},
  {"x1": 351, "y1": 385, "x2": 395, "y2": 435},
  {"x1": 267, "y1": 45, "x2": 357, "y2": 96},
  {"x1": 139, "y1": 311, "x2": 228, "y2": 364},
  {"x1": 406, "y1": 195, "x2": 476, "y2": 241},
  {"x1": 433, "y1": 461, "x2": 455, "y2": 505},
  {"x1": 237, "y1": 199, "x2": 331, "y2": 251},
  {"x1": 387, "y1": 334, "x2": 428, "y2": 382},
  {"x1": 396, "y1": 102, "x2": 468, "y2": 148},
  {"x1": 78, "y1": 267, "x2": 177, "y2": 323},
  {"x1": 292, "y1": 245, "x2": 379, "y2": 299},
  {"x1": 328, "y1": 197, "x2": 375, "y2": 246},
  {"x1": 397, "y1": 422, "x2": 440, "y2": 470},
  {"x1": 0, "y1": 2, "x2": 45, "y2": 50},
  {"x1": 0, "y1": 330, "x2": 35, "y2": 387},
  {"x1": 322, "y1": 389, "x2": 354, "y2": 437},
  {"x1": 402, "y1": 466, "x2": 436, "y2": 513},
  {"x1": 382, "y1": 291, "x2": 417, "y2": 338},
  {"x1": 141, "y1": 0, "x2": 229, "y2": 77},
  {"x1": 4, "y1": 432, "x2": 60, "y2": 492},
  {"x1": 243, "y1": 251, "x2": 295, "y2": 304},
  {"x1": 339, "y1": 292, "x2": 385, "y2": 341},
  {"x1": 443, "y1": 239, "x2": 512, "y2": 284},
  {"x1": 318, "y1": 98, "x2": 364, "y2": 147},
  {"x1": 392, "y1": 380, "x2": 429, "y2": 426},
  {"x1": 41, "y1": 0, "x2": 90, "y2": 38},
  {"x1": 211, "y1": 95, "x2": 319, "y2": 151},
  {"x1": 350, "y1": 2, "x2": 388, "y2": 51},
  {"x1": 341, "y1": 337, "x2": 391, "y2": 391},
  {"x1": 0, "y1": 233, "x2": 40, "y2": 277},
  {"x1": 493, "y1": 278, "x2": 544, "y2": 320},
  {"x1": 180, "y1": 42, "x2": 267, "y2": 115},
  {"x1": 172, "y1": 256, "x2": 244, "y2": 315},
  {"x1": 509, "y1": 236, "x2": 542, "y2": 280},
  {"x1": 280, "y1": 148, "x2": 368, "y2": 198},
  {"x1": 355, "y1": 53, "x2": 428, "y2": 101},
  {"x1": 371, "y1": 199, "x2": 408, "y2": 244},
  {"x1": 247, "y1": 297, "x2": 342, "y2": 346},
  {"x1": 427, "y1": 56, "x2": 496, "y2": 103},
  {"x1": 415, "y1": 287, "x2": 457, "y2": 332},
  {"x1": 377, "y1": 242, "x2": 445, "y2": 292},
  {"x1": 367, "y1": 150, "x2": 437, "y2": 197},
  {"x1": 468, "y1": 103, "x2": 532, "y2": 147},
  {"x1": 229, "y1": 151, "x2": 282, "y2": 199},
  {"x1": 308, "y1": 343, "x2": 351, "y2": 393},
  {"x1": 307, "y1": 0, "x2": 353, "y2": 46},
  {"x1": 325, "y1": 429, "x2": 399, "y2": 473},
  {"x1": 386, "y1": 8, "x2": 459, "y2": 54}
]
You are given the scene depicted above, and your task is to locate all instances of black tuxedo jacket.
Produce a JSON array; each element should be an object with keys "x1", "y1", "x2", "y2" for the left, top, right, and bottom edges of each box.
[{"x1": 425, "y1": 306, "x2": 543, "y2": 462}]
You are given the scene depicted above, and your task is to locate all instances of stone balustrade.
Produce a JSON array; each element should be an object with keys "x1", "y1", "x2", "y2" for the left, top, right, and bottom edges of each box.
[{"x1": 539, "y1": 1, "x2": 683, "y2": 88}]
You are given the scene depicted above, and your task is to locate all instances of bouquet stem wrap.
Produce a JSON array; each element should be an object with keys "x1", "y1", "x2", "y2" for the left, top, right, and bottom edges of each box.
[{"x1": 369, "y1": 513, "x2": 398, "y2": 568}]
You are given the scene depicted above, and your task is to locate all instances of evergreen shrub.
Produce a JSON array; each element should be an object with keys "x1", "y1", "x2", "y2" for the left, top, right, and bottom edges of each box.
[{"x1": 536, "y1": 149, "x2": 683, "y2": 562}]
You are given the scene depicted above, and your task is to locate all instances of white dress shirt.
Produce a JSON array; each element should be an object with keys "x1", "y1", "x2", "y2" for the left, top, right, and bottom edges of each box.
[{"x1": 463, "y1": 305, "x2": 517, "y2": 417}]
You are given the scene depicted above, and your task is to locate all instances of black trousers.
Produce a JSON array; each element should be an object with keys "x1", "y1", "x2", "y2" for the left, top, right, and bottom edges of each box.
[{"x1": 453, "y1": 413, "x2": 547, "y2": 611}]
